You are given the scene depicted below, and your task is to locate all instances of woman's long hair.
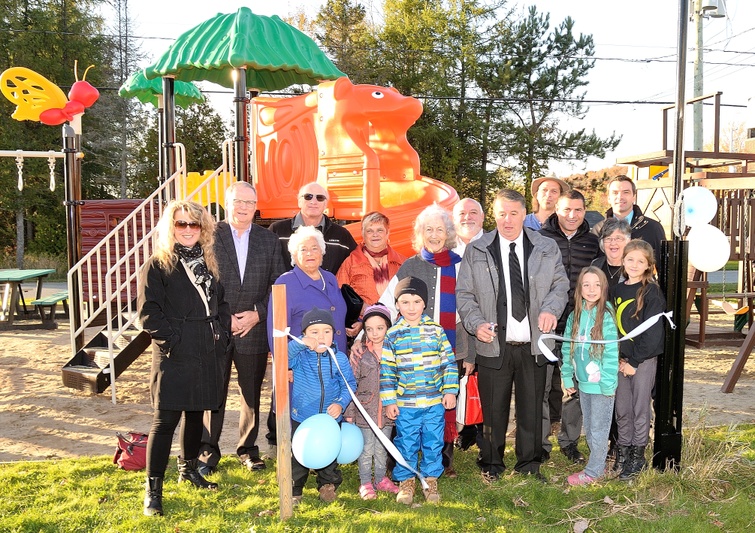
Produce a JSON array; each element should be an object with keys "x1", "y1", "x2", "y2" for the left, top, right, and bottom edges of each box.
[
  {"x1": 622, "y1": 239, "x2": 658, "y2": 319},
  {"x1": 151, "y1": 201, "x2": 219, "y2": 276},
  {"x1": 570, "y1": 266, "x2": 613, "y2": 359}
]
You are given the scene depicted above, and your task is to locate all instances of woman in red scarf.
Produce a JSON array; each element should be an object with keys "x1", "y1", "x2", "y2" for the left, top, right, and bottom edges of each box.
[
  {"x1": 378, "y1": 204, "x2": 464, "y2": 478},
  {"x1": 336, "y1": 211, "x2": 406, "y2": 315}
]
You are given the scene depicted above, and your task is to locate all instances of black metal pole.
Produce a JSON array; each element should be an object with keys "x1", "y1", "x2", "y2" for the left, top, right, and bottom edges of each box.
[
  {"x1": 161, "y1": 76, "x2": 176, "y2": 199},
  {"x1": 157, "y1": 95, "x2": 164, "y2": 189},
  {"x1": 63, "y1": 124, "x2": 84, "y2": 351},
  {"x1": 233, "y1": 67, "x2": 249, "y2": 183},
  {"x1": 654, "y1": 0, "x2": 689, "y2": 471}
]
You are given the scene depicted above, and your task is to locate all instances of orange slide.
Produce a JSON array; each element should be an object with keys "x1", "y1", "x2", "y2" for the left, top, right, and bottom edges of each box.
[{"x1": 250, "y1": 77, "x2": 458, "y2": 257}]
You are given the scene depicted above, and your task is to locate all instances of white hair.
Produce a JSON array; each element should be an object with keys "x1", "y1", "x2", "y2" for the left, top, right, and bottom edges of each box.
[{"x1": 288, "y1": 225, "x2": 326, "y2": 266}]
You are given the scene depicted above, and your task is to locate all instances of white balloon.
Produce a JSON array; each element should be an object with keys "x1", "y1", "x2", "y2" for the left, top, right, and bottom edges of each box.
[
  {"x1": 683, "y1": 186, "x2": 718, "y2": 227},
  {"x1": 687, "y1": 224, "x2": 730, "y2": 272}
]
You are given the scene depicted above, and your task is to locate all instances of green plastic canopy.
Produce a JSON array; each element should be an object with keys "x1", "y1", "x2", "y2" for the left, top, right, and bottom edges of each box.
[
  {"x1": 143, "y1": 7, "x2": 345, "y2": 91},
  {"x1": 118, "y1": 70, "x2": 204, "y2": 109}
]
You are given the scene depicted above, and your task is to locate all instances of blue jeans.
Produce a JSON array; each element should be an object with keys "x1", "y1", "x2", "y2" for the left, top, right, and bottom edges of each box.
[
  {"x1": 357, "y1": 425, "x2": 393, "y2": 484},
  {"x1": 581, "y1": 392, "x2": 615, "y2": 479},
  {"x1": 392, "y1": 403, "x2": 444, "y2": 481}
]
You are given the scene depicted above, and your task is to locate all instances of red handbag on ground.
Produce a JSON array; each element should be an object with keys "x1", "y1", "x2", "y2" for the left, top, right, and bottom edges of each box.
[{"x1": 113, "y1": 431, "x2": 147, "y2": 470}]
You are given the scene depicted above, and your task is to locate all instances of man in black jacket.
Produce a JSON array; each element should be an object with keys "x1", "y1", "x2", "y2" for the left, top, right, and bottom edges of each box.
[
  {"x1": 539, "y1": 189, "x2": 602, "y2": 464},
  {"x1": 198, "y1": 182, "x2": 286, "y2": 475},
  {"x1": 591, "y1": 175, "x2": 666, "y2": 268},
  {"x1": 269, "y1": 182, "x2": 357, "y2": 273},
  {"x1": 266, "y1": 182, "x2": 357, "y2": 445}
]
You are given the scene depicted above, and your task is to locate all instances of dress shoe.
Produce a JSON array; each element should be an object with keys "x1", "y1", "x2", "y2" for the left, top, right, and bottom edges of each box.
[
  {"x1": 240, "y1": 454, "x2": 266, "y2": 471},
  {"x1": 561, "y1": 443, "x2": 586, "y2": 464}
]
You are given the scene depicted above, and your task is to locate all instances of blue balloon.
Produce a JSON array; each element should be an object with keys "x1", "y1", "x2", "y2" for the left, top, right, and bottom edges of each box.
[
  {"x1": 337, "y1": 422, "x2": 364, "y2": 464},
  {"x1": 292, "y1": 413, "x2": 341, "y2": 469}
]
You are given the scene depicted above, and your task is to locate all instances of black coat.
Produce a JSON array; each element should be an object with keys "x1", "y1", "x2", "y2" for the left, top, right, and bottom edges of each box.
[
  {"x1": 539, "y1": 214, "x2": 602, "y2": 332},
  {"x1": 269, "y1": 214, "x2": 357, "y2": 274},
  {"x1": 138, "y1": 257, "x2": 231, "y2": 411}
]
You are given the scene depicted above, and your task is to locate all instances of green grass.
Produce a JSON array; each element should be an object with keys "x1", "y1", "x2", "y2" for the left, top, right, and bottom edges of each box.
[{"x1": 1, "y1": 420, "x2": 753, "y2": 532}]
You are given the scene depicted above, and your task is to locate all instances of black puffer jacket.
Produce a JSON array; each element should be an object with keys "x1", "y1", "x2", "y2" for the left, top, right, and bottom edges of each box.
[{"x1": 539, "y1": 214, "x2": 602, "y2": 332}]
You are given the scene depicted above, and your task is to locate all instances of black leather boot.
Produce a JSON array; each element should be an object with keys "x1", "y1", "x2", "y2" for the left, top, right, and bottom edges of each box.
[
  {"x1": 143, "y1": 477, "x2": 163, "y2": 516},
  {"x1": 612, "y1": 445, "x2": 631, "y2": 474},
  {"x1": 177, "y1": 456, "x2": 218, "y2": 490},
  {"x1": 442, "y1": 442, "x2": 457, "y2": 478},
  {"x1": 619, "y1": 446, "x2": 647, "y2": 480}
]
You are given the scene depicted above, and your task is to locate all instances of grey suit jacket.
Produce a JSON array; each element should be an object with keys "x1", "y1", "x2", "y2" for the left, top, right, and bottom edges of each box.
[{"x1": 214, "y1": 220, "x2": 286, "y2": 355}]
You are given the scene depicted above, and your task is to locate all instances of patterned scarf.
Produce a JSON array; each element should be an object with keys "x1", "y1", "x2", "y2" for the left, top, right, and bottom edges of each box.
[
  {"x1": 420, "y1": 247, "x2": 461, "y2": 349},
  {"x1": 175, "y1": 243, "x2": 213, "y2": 299},
  {"x1": 362, "y1": 244, "x2": 391, "y2": 294}
]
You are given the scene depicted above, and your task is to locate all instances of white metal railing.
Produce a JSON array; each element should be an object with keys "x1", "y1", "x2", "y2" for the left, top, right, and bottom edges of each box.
[{"x1": 67, "y1": 141, "x2": 236, "y2": 404}]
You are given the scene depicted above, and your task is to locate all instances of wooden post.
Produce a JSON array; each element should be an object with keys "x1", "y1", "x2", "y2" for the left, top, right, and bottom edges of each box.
[{"x1": 272, "y1": 284, "x2": 293, "y2": 519}]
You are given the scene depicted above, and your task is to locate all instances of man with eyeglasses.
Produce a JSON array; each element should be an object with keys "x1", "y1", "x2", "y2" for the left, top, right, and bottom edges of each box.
[
  {"x1": 538, "y1": 189, "x2": 602, "y2": 466},
  {"x1": 269, "y1": 182, "x2": 357, "y2": 274},
  {"x1": 591, "y1": 175, "x2": 665, "y2": 268},
  {"x1": 197, "y1": 181, "x2": 286, "y2": 476}
]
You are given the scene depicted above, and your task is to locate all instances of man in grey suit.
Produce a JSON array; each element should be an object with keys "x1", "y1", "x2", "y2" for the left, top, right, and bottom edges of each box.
[{"x1": 198, "y1": 181, "x2": 286, "y2": 475}]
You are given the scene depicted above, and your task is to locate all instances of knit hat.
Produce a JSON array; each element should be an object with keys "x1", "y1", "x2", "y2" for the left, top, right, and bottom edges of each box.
[
  {"x1": 301, "y1": 307, "x2": 335, "y2": 333},
  {"x1": 362, "y1": 303, "x2": 392, "y2": 328},
  {"x1": 394, "y1": 276, "x2": 428, "y2": 305}
]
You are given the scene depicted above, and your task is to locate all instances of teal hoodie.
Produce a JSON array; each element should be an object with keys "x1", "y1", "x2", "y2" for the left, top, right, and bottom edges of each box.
[{"x1": 562, "y1": 303, "x2": 619, "y2": 396}]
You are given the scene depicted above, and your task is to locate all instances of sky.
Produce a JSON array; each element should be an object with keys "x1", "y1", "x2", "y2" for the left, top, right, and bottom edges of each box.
[{"x1": 121, "y1": 0, "x2": 755, "y2": 177}]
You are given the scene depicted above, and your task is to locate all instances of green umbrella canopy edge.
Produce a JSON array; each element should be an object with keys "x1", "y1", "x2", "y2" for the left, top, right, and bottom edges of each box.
[
  {"x1": 119, "y1": 70, "x2": 204, "y2": 109},
  {"x1": 143, "y1": 7, "x2": 346, "y2": 91}
]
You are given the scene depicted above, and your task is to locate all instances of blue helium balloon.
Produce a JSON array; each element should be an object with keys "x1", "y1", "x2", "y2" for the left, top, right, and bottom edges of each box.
[
  {"x1": 292, "y1": 413, "x2": 341, "y2": 469},
  {"x1": 337, "y1": 422, "x2": 364, "y2": 464}
]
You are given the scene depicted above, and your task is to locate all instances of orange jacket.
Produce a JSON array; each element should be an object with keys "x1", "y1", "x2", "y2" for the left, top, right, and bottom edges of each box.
[{"x1": 336, "y1": 245, "x2": 405, "y2": 307}]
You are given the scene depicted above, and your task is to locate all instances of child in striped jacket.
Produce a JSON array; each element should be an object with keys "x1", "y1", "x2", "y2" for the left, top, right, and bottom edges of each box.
[{"x1": 380, "y1": 277, "x2": 458, "y2": 505}]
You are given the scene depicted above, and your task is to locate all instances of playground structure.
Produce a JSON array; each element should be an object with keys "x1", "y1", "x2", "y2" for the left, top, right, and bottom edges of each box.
[
  {"x1": 618, "y1": 91, "x2": 755, "y2": 392},
  {"x1": 1, "y1": 7, "x2": 459, "y2": 412}
]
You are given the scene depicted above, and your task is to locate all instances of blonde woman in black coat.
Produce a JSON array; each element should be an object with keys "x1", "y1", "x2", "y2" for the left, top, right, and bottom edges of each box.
[{"x1": 138, "y1": 200, "x2": 231, "y2": 516}]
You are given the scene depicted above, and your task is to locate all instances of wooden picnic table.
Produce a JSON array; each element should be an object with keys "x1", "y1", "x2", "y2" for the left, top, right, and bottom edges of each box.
[{"x1": 0, "y1": 269, "x2": 56, "y2": 327}]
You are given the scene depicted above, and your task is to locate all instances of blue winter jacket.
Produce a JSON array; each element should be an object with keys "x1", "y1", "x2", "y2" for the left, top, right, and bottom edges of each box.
[{"x1": 288, "y1": 338, "x2": 357, "y2": 423}]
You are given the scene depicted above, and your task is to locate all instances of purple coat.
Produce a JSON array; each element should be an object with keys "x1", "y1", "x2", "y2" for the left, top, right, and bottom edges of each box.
[{"x1": 267, "y1": 266, "x2": 348, "y2": 353}]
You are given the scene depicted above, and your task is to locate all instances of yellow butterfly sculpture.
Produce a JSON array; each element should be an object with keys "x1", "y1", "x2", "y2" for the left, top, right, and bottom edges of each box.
[{"x1": 1, "y1": 66, "x2": 98, "y2": 125}]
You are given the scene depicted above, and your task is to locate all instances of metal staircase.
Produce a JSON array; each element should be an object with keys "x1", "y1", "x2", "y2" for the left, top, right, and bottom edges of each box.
[{"x1": 62, "y1": 141, "x2": 237, "y2": 403}]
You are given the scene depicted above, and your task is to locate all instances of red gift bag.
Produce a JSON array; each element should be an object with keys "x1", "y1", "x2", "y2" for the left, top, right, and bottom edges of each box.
[
  {"x1": 464, "y1": 373, "x2": 483, "y2": 425},
  {"x1": 113, "y1": 431, "x2": 148, "y2": 471},
  {"x1": 456, "y1": 373, "x2": 483, "y2": 426}
]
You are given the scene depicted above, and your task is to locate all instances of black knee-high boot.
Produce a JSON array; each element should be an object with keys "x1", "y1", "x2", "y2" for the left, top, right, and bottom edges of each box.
[
  {"x1": 144, "y1": 477, "x2": 163, "y2": 516},
  {"x1": 177, "y1": 456, "x2": 218, "y2": 489}
]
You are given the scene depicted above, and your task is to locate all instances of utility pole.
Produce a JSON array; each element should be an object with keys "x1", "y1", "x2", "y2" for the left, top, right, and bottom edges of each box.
[
  {"x1": 693, "y1": 0, "x2": 704, "y2": 151},
  {"x1": 691, "y1": 0, "x2": 726, "y2": 151}
]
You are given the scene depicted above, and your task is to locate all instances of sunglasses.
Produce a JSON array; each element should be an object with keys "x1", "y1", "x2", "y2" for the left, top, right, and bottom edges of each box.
[
  {"x1": 174, "y1": 220, "x2": 202, "y2": 230},
  {"x1": 301, "y1": 193, "x2": 328, "y2": 202}
]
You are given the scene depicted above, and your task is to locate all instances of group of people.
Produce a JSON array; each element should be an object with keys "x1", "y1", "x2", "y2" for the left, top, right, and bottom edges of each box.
[{"x1": 137, "y1": 175, "x2": 668, "y2": 515}]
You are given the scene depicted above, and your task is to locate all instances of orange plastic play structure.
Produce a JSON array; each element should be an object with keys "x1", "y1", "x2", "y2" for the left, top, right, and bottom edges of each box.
[{"x1": 251, "y1": 77, "x2": 458, "y2": 256}]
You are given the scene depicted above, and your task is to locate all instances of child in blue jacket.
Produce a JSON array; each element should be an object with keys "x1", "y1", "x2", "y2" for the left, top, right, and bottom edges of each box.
[
  {"x1": 289, "y1": 307, "x2": 357, "y2": 504},
  {"x1": 562, "y1": 267, "x2": 619, "y2": 486}
]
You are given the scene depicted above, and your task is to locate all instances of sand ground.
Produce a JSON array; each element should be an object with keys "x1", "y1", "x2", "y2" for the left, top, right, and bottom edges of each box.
[{"x1": 0, "y1": 313, "x2": 753, "y2": 463}]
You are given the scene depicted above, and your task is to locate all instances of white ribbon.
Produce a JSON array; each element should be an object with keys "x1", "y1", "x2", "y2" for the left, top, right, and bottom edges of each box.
[
  {"x1": 283, "y1": 333, "x2": 429, "y2": 489},
  {"x1": 537, "y1": 311, "x2": 676, "y2": 363}
]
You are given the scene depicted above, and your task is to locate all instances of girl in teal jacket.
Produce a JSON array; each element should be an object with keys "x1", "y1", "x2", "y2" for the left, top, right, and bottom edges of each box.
[{"x1": 562, "y1": 266, "x2": 619, "y2": 485}]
